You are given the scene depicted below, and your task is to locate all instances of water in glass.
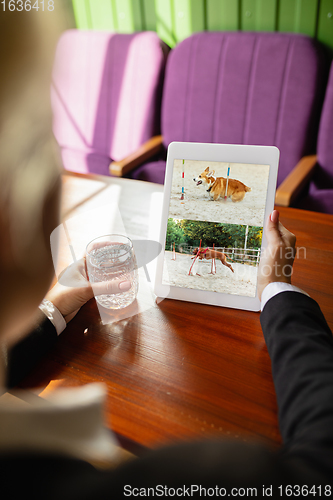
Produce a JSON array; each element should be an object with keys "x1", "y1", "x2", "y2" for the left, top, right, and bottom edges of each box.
[{"x1": 87, "y1": 242, "x2": 138, "y2": 309}]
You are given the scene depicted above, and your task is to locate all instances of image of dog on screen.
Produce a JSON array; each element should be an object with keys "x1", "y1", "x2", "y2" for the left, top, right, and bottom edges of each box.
[
  {"x1": 169, "y1": 159, "x2": 270, "y2": 227},
  {"x1": 162, "y1": 218, "x2": 263, "y2": 297},
  {"x1": 193, "y1": 167, "x2": 252, "y2": 202},
  {"x1": 192, "y1": 246, "x2": 234, "y2": 274}
]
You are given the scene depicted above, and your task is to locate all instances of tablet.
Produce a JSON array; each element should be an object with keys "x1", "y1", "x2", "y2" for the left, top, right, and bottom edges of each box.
[{"x1": 154, "y1": 142, "x2": 279, "y2": 312}]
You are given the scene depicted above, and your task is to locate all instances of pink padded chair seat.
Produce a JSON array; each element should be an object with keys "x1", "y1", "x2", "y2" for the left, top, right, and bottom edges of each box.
[
  {"x1": 317, "y1": 62, "x2": 333, "y2": 181},
  {"x1": 60, "y1": 148, "x2": 111, "y2": 177},
  {"x1": 132, "y1": 31, "x2": 328, "y2": 186},
  {"x1": 296, "y1": 61, "x2": 333, "y2": 214},
  {"x1": 131, "y1": 159, "x2": 166, "y2": 184},
  {"x1": 297, "y1": 188, "x2": 333, "y2": 213},
  {"x1": 52, "y1": 30, "x2": 168, "y2": 175}
]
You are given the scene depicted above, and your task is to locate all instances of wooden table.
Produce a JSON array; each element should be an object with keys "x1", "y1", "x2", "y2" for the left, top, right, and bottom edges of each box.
[{"x1": 20, "y1": 171, "x2": 333, "y2": 453}]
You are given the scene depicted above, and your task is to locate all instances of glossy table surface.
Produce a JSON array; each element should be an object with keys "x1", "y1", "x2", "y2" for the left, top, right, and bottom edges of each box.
[{"x1": 20, "y1": 171, "x2": 333, "y2": 452}]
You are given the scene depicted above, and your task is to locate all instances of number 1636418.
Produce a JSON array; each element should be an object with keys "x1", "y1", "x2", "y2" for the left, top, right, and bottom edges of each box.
[{"x1": 1, "y1": 1, "x2": 54, "y2": 11}]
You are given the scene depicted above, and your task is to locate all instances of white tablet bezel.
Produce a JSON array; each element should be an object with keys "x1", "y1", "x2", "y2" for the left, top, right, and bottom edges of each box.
[{"x1": 154, "y1": 142, "x2": 279, "y2": 312}]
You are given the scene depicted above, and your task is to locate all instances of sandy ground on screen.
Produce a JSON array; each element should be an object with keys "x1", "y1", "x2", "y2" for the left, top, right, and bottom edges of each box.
[
  {"x1": 169, "y1": 160, "x2": 270, "y2": 226},
  {"x1": 162, "y1": 251, "x2": 257, "y2": 297}
]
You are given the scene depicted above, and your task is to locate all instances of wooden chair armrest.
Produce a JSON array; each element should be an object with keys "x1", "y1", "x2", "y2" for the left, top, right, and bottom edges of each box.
[
  {"x1": 275, "y1": 155, "x2": 318, "y2": 207},
  {"x1": 109, "y1": 135, "x2": 164, "y2": 177}
]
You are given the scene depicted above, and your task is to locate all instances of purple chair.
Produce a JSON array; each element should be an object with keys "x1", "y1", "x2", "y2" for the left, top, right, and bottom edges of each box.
[
  {"x1": 51, "y1": 30, "x2": 168, "y2": 176},
  {"x1": 286, "y1": 61, "x2": 333, "y2": 214},
  {"x1": 121, "y1": 32, "x2": 328, "y2": 186}
]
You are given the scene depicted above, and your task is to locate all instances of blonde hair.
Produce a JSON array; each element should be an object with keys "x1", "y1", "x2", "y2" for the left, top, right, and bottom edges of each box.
[{"x1": 0, "y1": 7, "x2": 66, "y2": 270}]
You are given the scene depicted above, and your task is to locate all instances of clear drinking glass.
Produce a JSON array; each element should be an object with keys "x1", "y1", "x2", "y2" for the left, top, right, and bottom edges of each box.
[{"x1": 86, "y1": 235, "x2": 138, "y2": 310}]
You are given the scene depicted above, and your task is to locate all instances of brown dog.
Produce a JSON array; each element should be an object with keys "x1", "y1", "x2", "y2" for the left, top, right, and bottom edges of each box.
[
  {"x1": 192, "y1": 247, "x2": 234, "y2": 273},
  {"x1": 193, "y1": 167, "x2": 251, "y2": 202}
]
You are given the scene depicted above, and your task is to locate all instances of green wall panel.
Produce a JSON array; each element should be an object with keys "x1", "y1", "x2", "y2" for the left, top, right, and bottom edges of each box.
[
  {"x1": 114, "y1": 0, "x2": 143, "y2": 33},
  {"x1": 142, "y1": 0, "x2": 157, "y2": 31},
  {"x1": 155, "y1": 0, "x2": 176, "y2": 47},
  {"x1": 72, "y1": 0, "x2": 91, "y2": 29},
  {"x1": 241, "y1": 0, "x2": 277, "y2": 31},
  {"x1": 278, "y1": 0, "x2": 318, "y2": 36},
  {"x1": 278, "y1": 0, "x2": 296, "y2": 31},
  {"x1": 241, "y1": 0, "x2": 256, "y2": 30},
  {"x1": 295, "y1": 0, "x2": 318, "y2": 35},
  {"x1": 317, "y1": 0, "x2": 333, "y2": 50},
  {"x1": 72, "y1": 0, "x2": 333, "y2": 51},
  {"x1": 260, "y1": 0, "x2": 278, "y2": 30},
  {"x1": 89, "y1": 0, "x2": 117, "y2": 31},
  {"x1": 257, "y1": 0, "x2": 278, "y2": 31},
  {"x1": 173, "y1": 0, "x2": 205, "y2": 42},
  {"x1": 278, "y1": 0, "x2": 298, "y2": 31},
  {"x1": 206, "y1": 0, "x2": 239, "y2": 31},
  {"x1": 155, "y1": 0, "x2": 205, "y2": 46}
]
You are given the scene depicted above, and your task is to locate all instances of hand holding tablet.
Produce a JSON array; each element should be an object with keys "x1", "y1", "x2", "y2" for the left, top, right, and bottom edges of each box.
[{"x1": 154, "y1": 142, "x2": 279, "y2": 312}]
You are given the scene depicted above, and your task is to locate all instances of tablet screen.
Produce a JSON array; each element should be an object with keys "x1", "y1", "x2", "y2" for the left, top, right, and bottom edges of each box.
[{"x1": 162, "y1": 159, "x2": 270, "y2": 298}]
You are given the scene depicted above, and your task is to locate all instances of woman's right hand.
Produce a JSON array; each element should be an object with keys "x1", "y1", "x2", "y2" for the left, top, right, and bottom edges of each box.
[{"x1": 257, "y1": 210, "x2": 297, "y2": 301}]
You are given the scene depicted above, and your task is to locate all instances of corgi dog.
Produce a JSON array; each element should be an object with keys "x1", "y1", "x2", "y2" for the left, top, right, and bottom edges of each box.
[{"x1": 193, "y1": 167, "x2": 251, "y2": 202}]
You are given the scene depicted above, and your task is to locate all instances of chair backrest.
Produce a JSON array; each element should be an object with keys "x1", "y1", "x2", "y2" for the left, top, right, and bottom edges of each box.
[
  {"x1": 161, "y1": 32, "x2": 328, "y2": 186},
  {"x1": 317, "y1": 60, "x2": 333, "y2": 182},
  {"x1": 52, "y1": 30, "x2": 168, "y2": 162}
]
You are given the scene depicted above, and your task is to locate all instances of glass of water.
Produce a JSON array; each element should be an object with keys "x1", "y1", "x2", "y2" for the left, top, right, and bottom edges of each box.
[{"x1": 86, "y1": 235, "x2": 138, "y2": 310}]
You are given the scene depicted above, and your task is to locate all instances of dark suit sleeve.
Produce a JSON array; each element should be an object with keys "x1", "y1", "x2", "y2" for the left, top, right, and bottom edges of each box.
[
  {"x1": 261, "y1": 291, "x2": 333, "y2": 476},
  {"x1": 5, "y1": 311, "x2": 58, "y2": 389}
]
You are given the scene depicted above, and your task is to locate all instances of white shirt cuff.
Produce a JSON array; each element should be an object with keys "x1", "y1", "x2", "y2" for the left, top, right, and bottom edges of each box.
[
  {"x1": 261, "y1": 282, "x2": 309, "y2": 311},
  {"x1": 39, "y1": 299, "x2": 66, "y2": 336}
]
